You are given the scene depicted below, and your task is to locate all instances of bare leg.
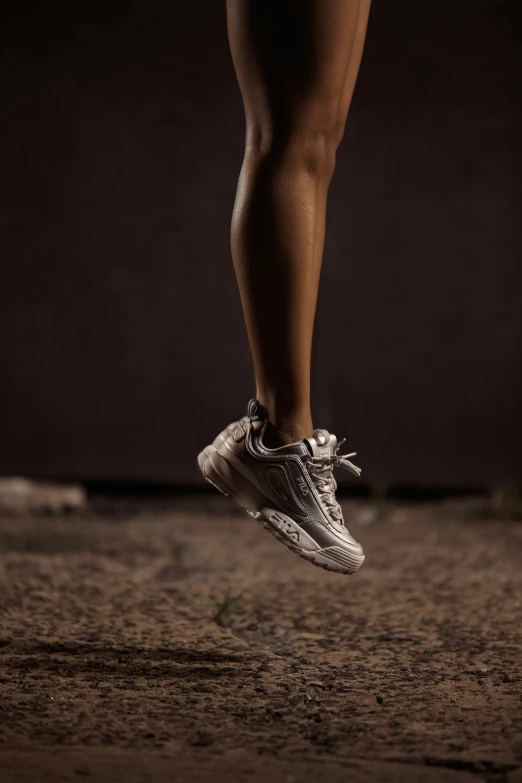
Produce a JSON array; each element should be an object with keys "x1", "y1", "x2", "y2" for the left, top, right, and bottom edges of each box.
[
  {"x1": 227, "y1": 0, "x2": 372, "y2": 445},
  {"x1": 308, "y1": 1, "x2": 373, "y2": 332}
]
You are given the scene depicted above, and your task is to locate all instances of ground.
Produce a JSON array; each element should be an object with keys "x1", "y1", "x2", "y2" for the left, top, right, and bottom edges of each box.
[{"x1": 0, "y1": 493, "x2": 521, "y2": 782}]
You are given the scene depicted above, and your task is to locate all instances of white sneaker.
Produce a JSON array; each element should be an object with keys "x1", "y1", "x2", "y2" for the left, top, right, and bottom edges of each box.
[{"x1": 198, "y1": 400, "x2": 364, "y2": 575}]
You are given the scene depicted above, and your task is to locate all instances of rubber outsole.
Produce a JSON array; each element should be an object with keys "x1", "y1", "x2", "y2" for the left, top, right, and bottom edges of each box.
[{"x1": 198, "y1": 444, "x2": 364, "y2": 576}]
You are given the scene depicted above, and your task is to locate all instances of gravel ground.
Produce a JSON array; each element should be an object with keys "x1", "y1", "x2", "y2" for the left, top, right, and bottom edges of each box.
[{"x1": 0, "y1": 494, "x2": 521, "y2": 782}]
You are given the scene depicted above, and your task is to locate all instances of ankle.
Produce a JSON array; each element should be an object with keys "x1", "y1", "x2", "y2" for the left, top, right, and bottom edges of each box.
[
  {"x1": 255, "y1": 389, "x2": 313, "y2": 445},
  {"x1": 261, "y1": 415, "x2": 314, "y2": 448}
]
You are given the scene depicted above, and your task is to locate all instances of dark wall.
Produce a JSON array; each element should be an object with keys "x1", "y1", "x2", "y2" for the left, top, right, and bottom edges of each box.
[{"x1": 1, "y1": 0, "x2": 521, "y2": 486}]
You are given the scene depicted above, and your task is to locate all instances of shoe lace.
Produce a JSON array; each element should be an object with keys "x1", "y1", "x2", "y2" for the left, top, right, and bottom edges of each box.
[{"x1": 305, "y1": 439, "x2": 361, "y2": 525}]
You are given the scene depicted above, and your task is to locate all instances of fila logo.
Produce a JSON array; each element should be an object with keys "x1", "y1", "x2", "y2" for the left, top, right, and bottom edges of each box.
[
  {"x1": 270, "y1": 513, "x2": 300, "y2": 542},
  {"x1": 296, "y1": 476, "x2": 309, "y2": 496}
]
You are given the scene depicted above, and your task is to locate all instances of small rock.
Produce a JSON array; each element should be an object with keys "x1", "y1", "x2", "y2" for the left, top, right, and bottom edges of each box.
[
  {"x1": 0, "y1": 477, "x2": 86, "y2": 514},
  {"x1": 376, "y1": 695, "x2": 384, "y2": 705}
]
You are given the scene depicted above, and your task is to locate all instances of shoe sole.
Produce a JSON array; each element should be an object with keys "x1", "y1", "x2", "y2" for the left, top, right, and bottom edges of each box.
[{"x1": 198, "y1": 445, "x2": 364, "y2": 576}]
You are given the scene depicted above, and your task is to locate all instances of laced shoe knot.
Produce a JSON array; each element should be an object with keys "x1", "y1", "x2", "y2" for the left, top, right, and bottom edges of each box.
[{"x1": 305, "y1": 438, "x2": 360, "y2": 525}]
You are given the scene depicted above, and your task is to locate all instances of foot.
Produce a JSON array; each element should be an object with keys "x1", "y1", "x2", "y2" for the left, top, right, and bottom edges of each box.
[{"x1": 197, "y1": 399, "x2": 364, "y2": 575}]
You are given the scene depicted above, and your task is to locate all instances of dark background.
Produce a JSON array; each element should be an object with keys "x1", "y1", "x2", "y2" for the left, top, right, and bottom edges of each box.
[{"x1": 1, "y1": 0, "x2": 521, "y2": 488}]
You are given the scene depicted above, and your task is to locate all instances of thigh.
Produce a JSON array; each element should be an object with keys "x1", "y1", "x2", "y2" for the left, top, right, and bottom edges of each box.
[{"x1": 226, "y1": 0, "x2": 365, "y2": 136}]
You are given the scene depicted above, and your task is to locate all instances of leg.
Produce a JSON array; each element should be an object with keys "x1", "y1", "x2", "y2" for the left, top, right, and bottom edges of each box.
[
  {"x1": 308, "y1": 1, "x2": 373, "y2": 333},
  {"x1": 227, "y1": 0, "x2": 372, "y2": 445}
]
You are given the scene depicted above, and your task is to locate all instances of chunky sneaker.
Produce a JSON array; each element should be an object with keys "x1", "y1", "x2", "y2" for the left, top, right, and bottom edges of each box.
[{"x1": 197, "y1": 399, "x2": 364, "y2": 575}]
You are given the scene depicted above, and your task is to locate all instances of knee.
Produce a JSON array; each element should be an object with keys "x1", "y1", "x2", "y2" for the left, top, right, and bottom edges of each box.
[
  {"x1": 246, "y1": 108, "x2": 346, "y2": 181},
  {"x1": 296, "y1": 126, "x2": 340, "y2": 181}
]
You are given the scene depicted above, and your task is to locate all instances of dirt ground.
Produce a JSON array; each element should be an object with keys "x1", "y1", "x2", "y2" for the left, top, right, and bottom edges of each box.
[{"x1": 0, "y1": 493, "x2": 521, "y2": 783}]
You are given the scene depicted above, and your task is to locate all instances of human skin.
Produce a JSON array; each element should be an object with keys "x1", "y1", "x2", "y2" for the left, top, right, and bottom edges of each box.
[{"x1": 227, "y1": 0, "x2": 372, "y2": 446}]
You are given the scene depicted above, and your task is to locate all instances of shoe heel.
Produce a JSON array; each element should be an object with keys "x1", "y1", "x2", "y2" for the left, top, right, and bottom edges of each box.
[{"x1": 202, "y1": 449, "x2": 265, "y2": 512}]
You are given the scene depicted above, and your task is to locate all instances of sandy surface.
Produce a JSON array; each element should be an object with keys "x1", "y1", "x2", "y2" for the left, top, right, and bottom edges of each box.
[{"x1": 0, "y1": 494, "x2": 521, "y2": 782}]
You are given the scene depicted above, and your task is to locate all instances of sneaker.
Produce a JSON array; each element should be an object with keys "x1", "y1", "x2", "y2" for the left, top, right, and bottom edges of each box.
[{"x1": 197, "y1": 399, "x2": 364, "y2": 575}]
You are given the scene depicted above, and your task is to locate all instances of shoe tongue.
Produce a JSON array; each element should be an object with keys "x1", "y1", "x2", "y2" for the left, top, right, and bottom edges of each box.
[{"x1": 304, "y1": 429, "x2": 337, "y2": 459}]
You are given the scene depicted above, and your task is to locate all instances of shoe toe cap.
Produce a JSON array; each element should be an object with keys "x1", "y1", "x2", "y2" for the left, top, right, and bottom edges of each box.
[{"x1": 335, "y1": 524, "x2": 363, "y2": 554}]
